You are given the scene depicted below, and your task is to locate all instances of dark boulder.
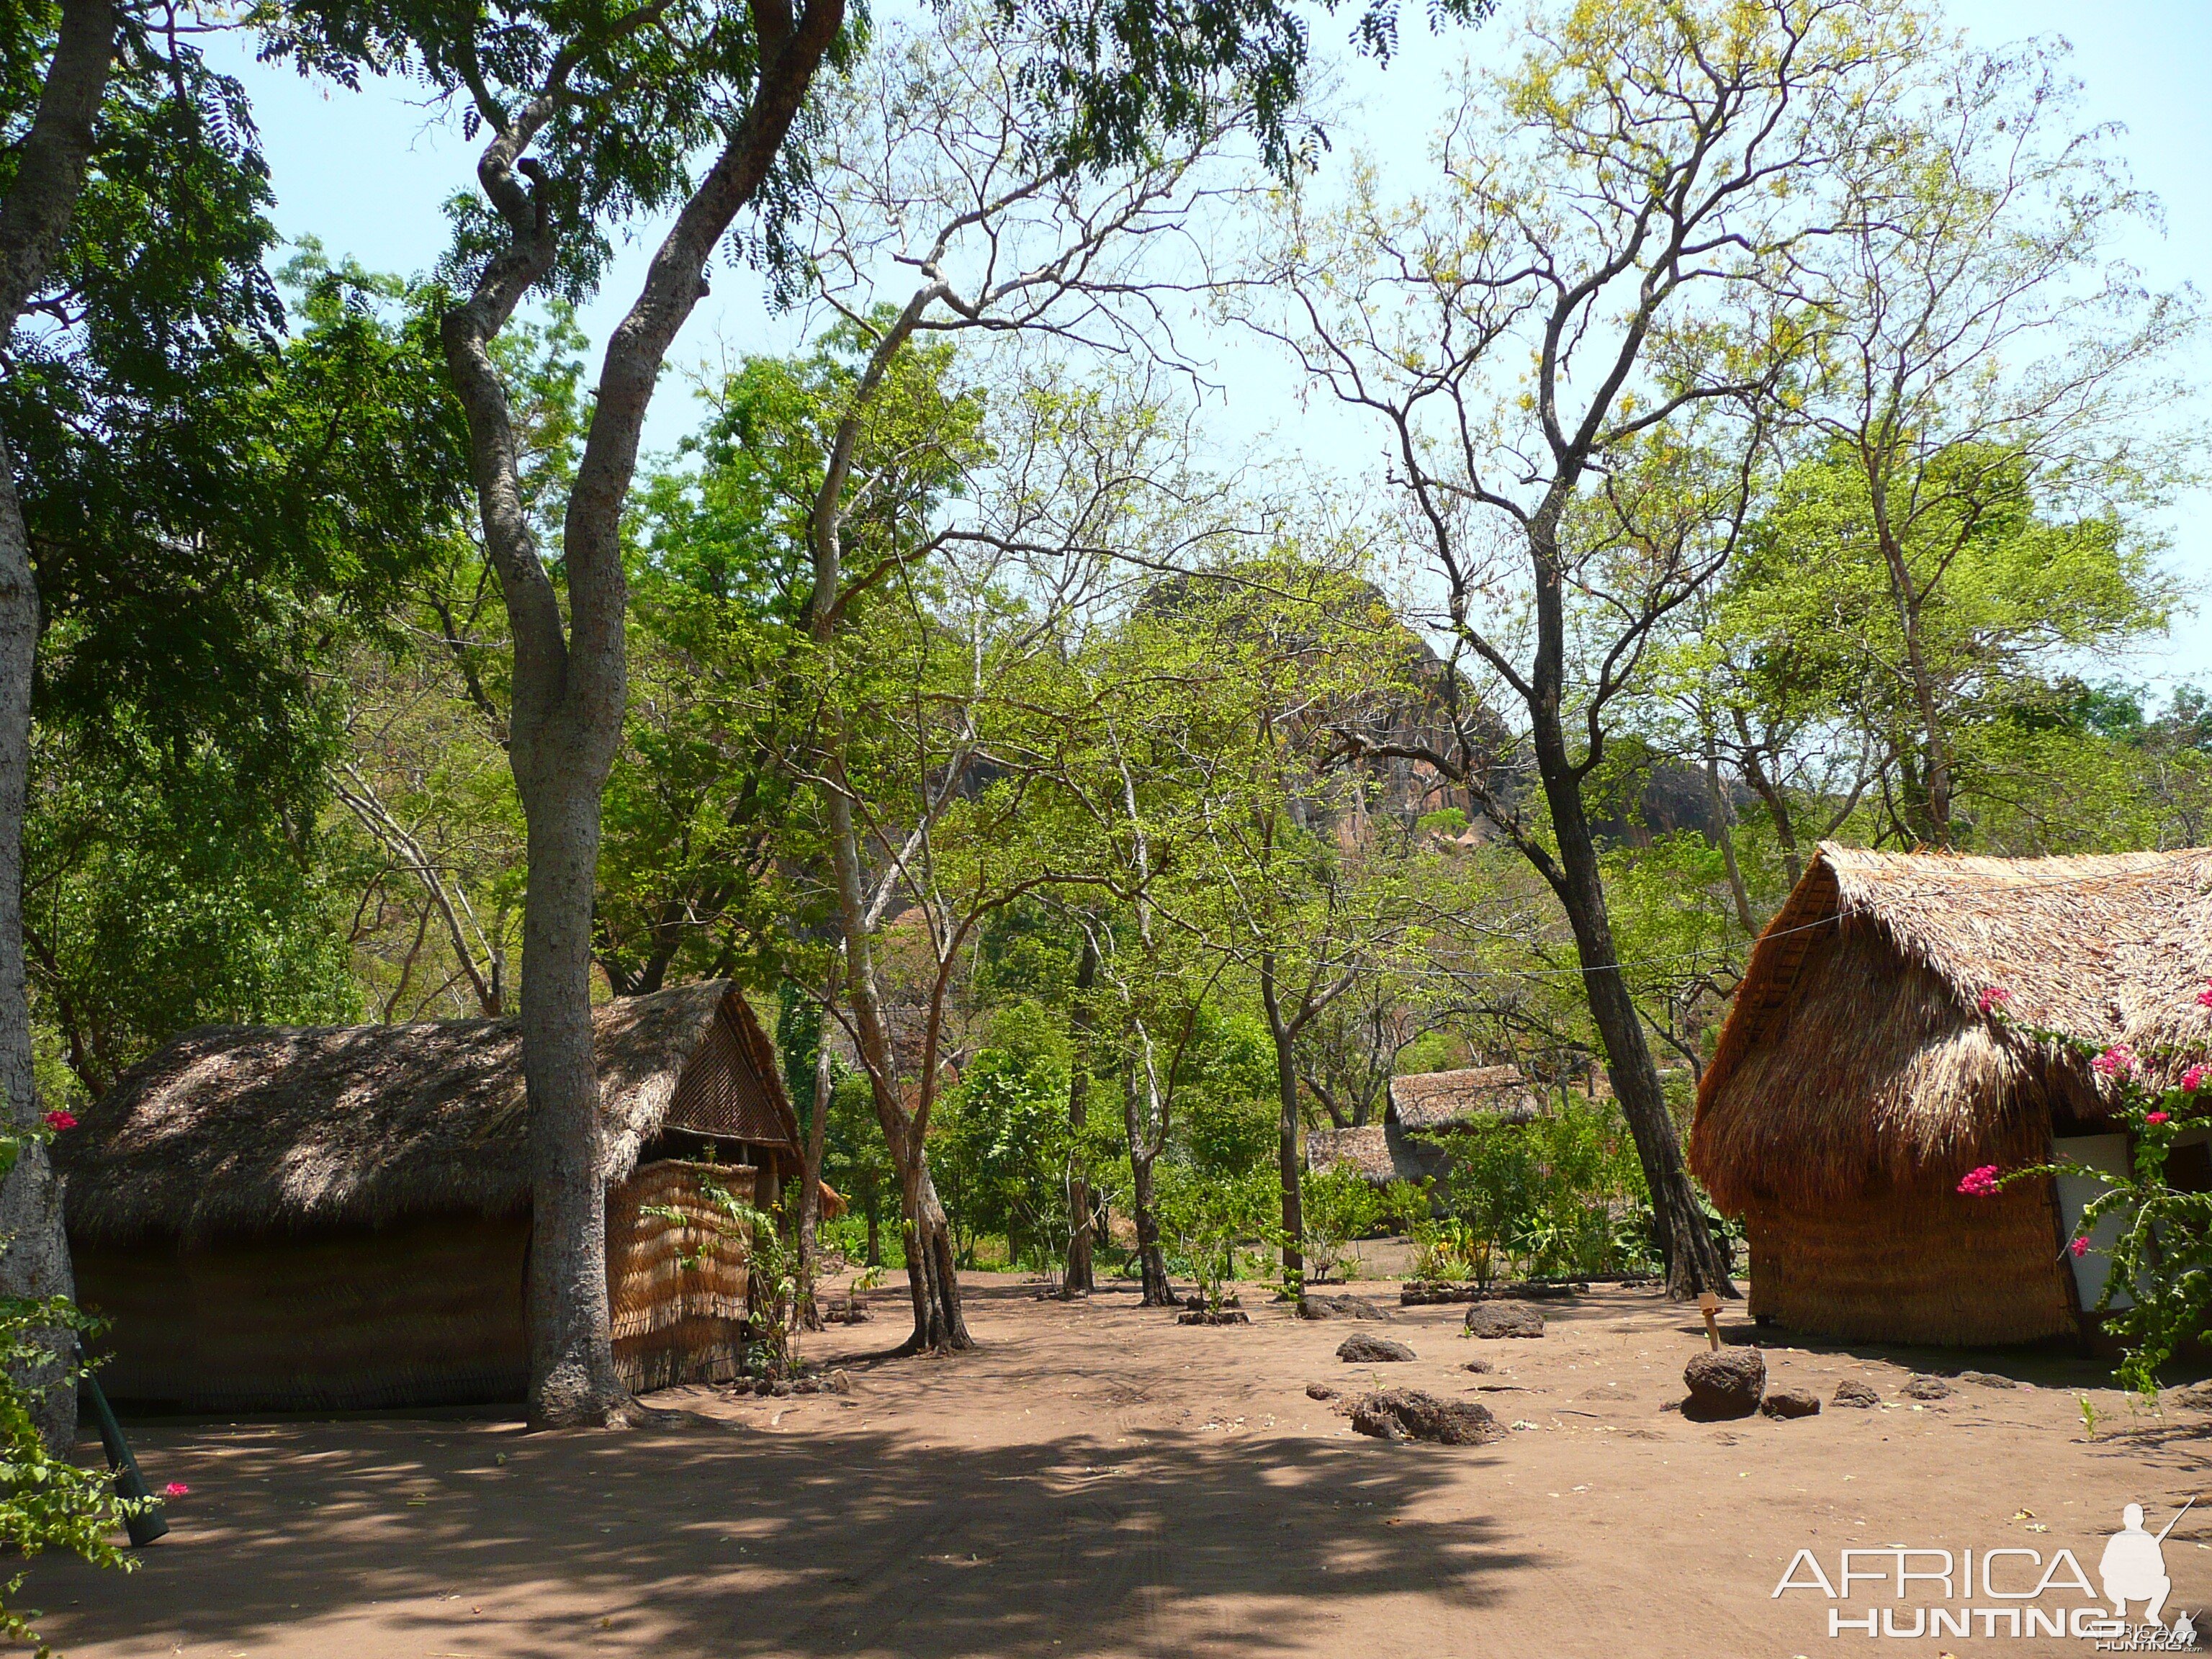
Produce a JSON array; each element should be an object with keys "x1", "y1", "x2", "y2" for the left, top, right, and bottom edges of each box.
[
  {"x1": 1760, "y1": 1385, "x2": 1821, "y2": 1419},
  {"x1": 1682, "y1": 1348, "x2": 1766, "y2": 1420},
  {"x1": 1349, "y1": 1389, "x2": 1503, "y2": 1445},
  {"x1": 1900, "y1": 1375, "x2": 1952, "y2": 1401},
  {"x1": 1832, "y1": 1379, "x2": 1881, "y2": 1408},
  {"x1": 1465, "y1": 1303, "x2": 1545, "y2": 1339},
  {"x1": 1337, "y1": 1333, "x2": 1416, "y2": 1363}
]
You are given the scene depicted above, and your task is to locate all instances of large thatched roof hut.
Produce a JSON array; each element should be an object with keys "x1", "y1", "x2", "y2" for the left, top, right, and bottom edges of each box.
[
  {"x1": 60, "y1": 982, "x2": 814, "y2": 1411},
  {"x1": 1690, "y1": 843, "x2": 2212, "y2": 1346}
]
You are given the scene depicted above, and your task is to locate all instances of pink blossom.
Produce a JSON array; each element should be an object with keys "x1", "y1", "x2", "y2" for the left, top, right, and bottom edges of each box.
[
  {"x1": 1978, "y1": 986, "x2": 2013, "y2": 1015},
  {"x1": 2093, "y1": 1043, "x2": 2139, "y2": 1080},
  {"x1": 2147, "y1": 1112, "x2": 2171, "y2": 1125},
  {"x1": 41, "y1": 1110, "x2": 74, "y2": 1132},
  {"x1": 161, "y1": 1482, "x2": 188, "y2": 1498},
  {"x1": 2200, "y1": 981, "x2": 2212, "y2": 1010},
  {"x1": 1956, "y1": 1164, "x2": 2000, "y2": 1197},
  {"x1": 2071, "y1": 1236, "x2": 2092, "y2": 1258},
  {"x1": 2185, "y1": 1064, "x2": 2208, "y2": 1094}
]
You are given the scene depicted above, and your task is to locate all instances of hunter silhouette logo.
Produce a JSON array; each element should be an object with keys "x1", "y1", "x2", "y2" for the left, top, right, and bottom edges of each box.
[{"x1": 2099, "y1": 1500, "x2": 2186, "y2": 1626}]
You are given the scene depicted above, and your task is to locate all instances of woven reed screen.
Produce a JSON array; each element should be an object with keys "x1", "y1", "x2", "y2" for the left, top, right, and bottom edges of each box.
[{"x1": 606, "y1": 1160, "x2": 755, "y2": 1341}]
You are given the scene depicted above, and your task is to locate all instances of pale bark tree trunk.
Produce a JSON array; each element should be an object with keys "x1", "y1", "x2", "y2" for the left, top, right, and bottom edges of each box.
[
  {"x1": 1702, "y1": 743, "x2": 1757, "y2": 935},
  {"x1": 795, "y1": 974, "x2": 836, "y2": 1331},
  {"x1": 0, "y1": 0, "x2": 122, "y2": 1452},
  {"x1": 440, "y1": 0, "x2": 848, "y2": 1424},
  {"x1": 1259, "y1": 951, "x2": 1305, "y2": 1305},
  {"x1": 1061, "y1": 935, "x2": 1097, "y2": 1295},
  {"x1": 1119, "y1": 1046, "x2": 1174, "y2": 1305}
]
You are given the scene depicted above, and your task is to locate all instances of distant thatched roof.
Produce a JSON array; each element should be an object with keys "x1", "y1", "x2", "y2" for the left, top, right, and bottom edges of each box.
[
  {"x1": 60, "y1": 983, "x2": 799, "y2": 1247},
  {"x1": 1308, "y1": 1126, "x2": 1394, "y2": 1183},
  {"x1": 1387, "y1": 1066, "x2": 1539, "y2": 1132},
  {"x1": 1691, "y1": 843, "x2": 2212, "y2": 1213}
]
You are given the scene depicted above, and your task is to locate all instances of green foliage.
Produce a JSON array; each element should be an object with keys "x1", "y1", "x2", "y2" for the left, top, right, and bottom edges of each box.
[
  {"x1": 1980, "y1": 999, "x2": 2212, "y2": 1398},
  {"x1": 0, "y1": 1128, "x2": 139, "y2": 1652},
  {"x1": 4, "y1": 25, "x2": 469, "y2": 1090},
  {"x1": 1154, "y1": 1163, "x2": 1279, "y2": 1308},
  {"x1": 1299, "y1": 1163, "x2": 1382, "y2": 1283},
  {"x1": 1437, "y1": 1105, "x2": 1658, "y2": 1282},
  {"x1": 935, "y1": 1004, "x2": 1073, "y2": 1270}
]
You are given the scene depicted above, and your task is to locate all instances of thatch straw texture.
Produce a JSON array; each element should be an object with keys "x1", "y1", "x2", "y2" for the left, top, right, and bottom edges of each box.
[
  {"x1": 1308, "y1": 1126, "x2": 1397, "y2": 1183},
  {"x1": 62, "y1": 982, "x2": 791, "y2": 1246},
  {"x1": 1388, "y1": 1066, "x2": 1539, "y2": 1131},
  {"x1": 1692, "y1": 843, "x2": 2212, "y2": 1213}
]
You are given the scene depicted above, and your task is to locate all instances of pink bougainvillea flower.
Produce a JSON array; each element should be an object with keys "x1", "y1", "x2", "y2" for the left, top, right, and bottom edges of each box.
[
  {"x1": 161, "y1": 1482, "x2": 188, "y2": 1498},
  {"x1": 2070, "y1": 1236, "x2": 2092, "y2": 1258},
  {"x1": 2093, "y1": 1043, "x2": 2139, "y2": 1080},
  {"x1": 2200, "y1": 979, "x2": 2212, "y2": 1009},
  {"x1": 1957, "y1": 1164, "x2": 2000, "y2": 1197},
  {"x1": 2147, "y1": 1112, "x2": 2172, "y2": 1125},
  {"x1": 1977, "y1": 986, "x2": 2013, "y2": 1015},
  {"x1": 2186, "y1": 1064, "x2": 2209, "y2": 1094},
  {"x1": 40, "y1": 1110, "x2": 74, "y2": 1132}
]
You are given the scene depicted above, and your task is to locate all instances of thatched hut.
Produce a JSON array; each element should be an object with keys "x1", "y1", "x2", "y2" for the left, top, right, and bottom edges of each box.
[
  {"x1": 1387, "y1": 1066, "x2": 1541, "y2": 1135},
  {"x1": 59, "y1": 981, "x2": 819, "y2": 1411},
  {"x1": 1690, "y1": 843, "x2": 2212, "y2": 1346},
  {"x1": 1308, "y1": 1066, "x2": 1542, "y2": 1193}
]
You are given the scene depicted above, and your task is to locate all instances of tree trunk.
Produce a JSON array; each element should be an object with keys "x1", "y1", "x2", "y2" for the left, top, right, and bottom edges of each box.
[
  {"x1": 1703, "y1": 745, "x2": 1757, "y2": 935},
  {"x1": 516, "y1": 768, "x2": 627, "y2": 1426},
  {"x1": 0, "y1": 0, "x2": 124, "y2": 1455},
  {"x1": 898, "y1": 1158, "x2": 970, "y2": 1351},
  {"x1": 1061, "y1": 935, "x2": 1098, "y2": 1295},
  {"x1": 0, "y1": 446, "x2": 72, "y2": 1449},
  {"x1": 795, "y1": 984, "x2": 835, "y2": 1332},
  {"x1": 866, "y1": 1206, "x2": 881, "y2": 1267},
  {"x1": 1126, "y1": 1145, "x2": 1173, "y2": 1306},
  {"x1": 1259, "y1": 953, "x2": 1305, "y2": 1305},
  {"x1": 1521, "y1": 518, "x2": 1732, "y2": 1303},
  {"x1": 1535, "y1": 726, "x2": 1734, "y2": 1300}
]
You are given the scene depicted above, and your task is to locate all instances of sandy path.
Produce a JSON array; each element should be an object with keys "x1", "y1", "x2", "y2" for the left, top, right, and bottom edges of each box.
[{"x1": 22, "y1": 1275, "x2": 2212, "y2": 1658}]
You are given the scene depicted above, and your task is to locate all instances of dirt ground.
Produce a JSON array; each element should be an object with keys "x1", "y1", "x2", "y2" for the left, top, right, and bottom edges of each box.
[{"x1": 22, "y1": 1273, "x2": 2212, "y2": 1658}]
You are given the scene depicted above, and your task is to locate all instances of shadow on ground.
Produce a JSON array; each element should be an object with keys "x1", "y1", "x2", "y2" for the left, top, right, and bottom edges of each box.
[{"x1": 27, "y1": 1411, "x2": 1531, "y2": 1656}]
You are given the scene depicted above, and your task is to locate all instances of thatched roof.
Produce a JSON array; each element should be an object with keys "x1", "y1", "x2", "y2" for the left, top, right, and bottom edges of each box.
[
  {"x1": 1387, "y1": 1066, "x2": 1539, "y2": 1131},
  {"x1": 1691, "y1": 842, "x2": 2212, "y2": 1213},
  {"x1": 1307, "y1": 1126, "x2": 1396, "y2": 1184},
  {"x1": 60, "y1": 983, "x2": 798, "y2": 1247}
]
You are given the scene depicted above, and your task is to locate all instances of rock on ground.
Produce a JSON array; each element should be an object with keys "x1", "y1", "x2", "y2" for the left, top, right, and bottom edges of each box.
[
  {"x1": 1465, "y1": 1303, "x2": 1546, "y2": 1339},
  {"x1": 2170, "y1": 1381, "x2": 2212, "y2": 1411},
  {"x1": 1337, "y1": 1334, "x2": 1416, "y2": 1363},
  {"x1": 1761, "y1": 1385, "x2": 1821, "y2": 1419},
  {"x1": 1832, "y1": 1379, "x2": 1881, "y2": 1408},
  {"x1": 1299, "y1": 1295, "x2": 1393, "y2": 1321},
  {"x1": 1349, "y1": 1389, "x2": 1503, "y2": 1445},
  {"x1": 1305, "y1": 1382, "x2": 1339, "y2": 1401},
  {"x1": 1682, "y1": 1348, "x2": 1766, "y2": 1421},
  {"x1": 1955, "y1": 1370, "x2": 2019, "y2": 1389},
  {"x1": 1177, "y1": 1310, "x2": 1251, "y2": 1326},
  {"x1": 1462, "y1": 1359, "x2": 1493, "y2": 1375},
  {"x1": 1900, "y1": 1375, "x2": 1953, "y2": 1401}
]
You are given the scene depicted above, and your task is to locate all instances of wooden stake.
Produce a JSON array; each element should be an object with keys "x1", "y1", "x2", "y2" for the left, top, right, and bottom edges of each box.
[{"x1": 1698, "y1": 1291, "x2": 1722, "y2": 1352}]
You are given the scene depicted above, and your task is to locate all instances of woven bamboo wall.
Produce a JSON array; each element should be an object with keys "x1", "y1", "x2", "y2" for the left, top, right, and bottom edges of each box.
[
  {"x1": 76, "y1": 1215, "x2": 530, "y2": 1412},
  {"x1": 606, "y1": 1160, "x2": 755, "y2": 1391},
  {"x1": 1746, "y1": 1178, "x2": 2076, "y2": 1346}
]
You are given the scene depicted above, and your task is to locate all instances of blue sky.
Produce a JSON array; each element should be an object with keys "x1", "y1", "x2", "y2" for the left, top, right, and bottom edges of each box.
[{"x1": 214, "y1": 0, "x2": 2212, "y2": 693}]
